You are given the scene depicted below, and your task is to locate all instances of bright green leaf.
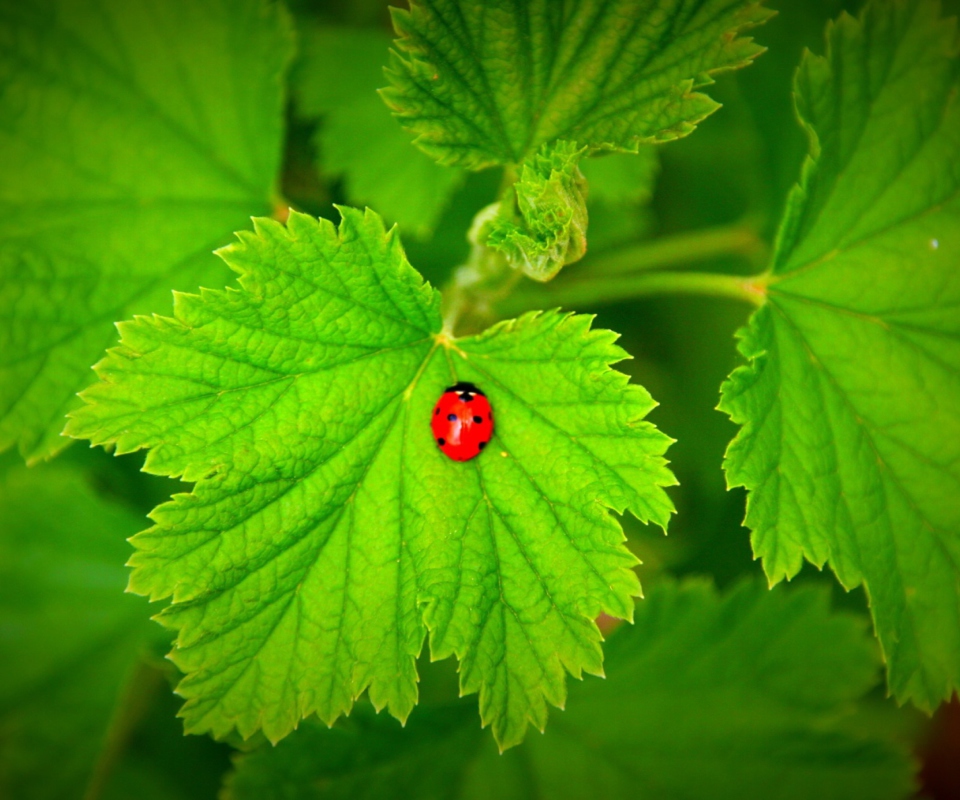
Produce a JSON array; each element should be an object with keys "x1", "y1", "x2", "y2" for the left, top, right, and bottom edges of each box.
[
  {"x1": 382, "y1": 0, "x2": 774, "y2": 169},
  {"x1": 488, "y1": 140, "x2": 589, "y2": 281},
  {"x1": 0, "y1": 460, "x2": 162, "y2": 800},
  {"x1": 65, "y1": 207, "x2": 675, "y2": 750},
  {"x1": 294, "y1": 25, "x2": 465, "y2": 237},
  {"x1": 720, "y1": 0, "x2": 960, "y2": 710},
  {"x1": 0, "y1": 0, "x2": 292, "y2": 462},
  {"x1": 223, "y1": 580, "x2": 915, "y2": 800}
]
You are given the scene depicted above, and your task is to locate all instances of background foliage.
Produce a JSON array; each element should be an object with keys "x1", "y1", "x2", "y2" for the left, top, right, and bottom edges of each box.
[{"x1": 1, "y1": 0, "x2": 958, "y2": 797}]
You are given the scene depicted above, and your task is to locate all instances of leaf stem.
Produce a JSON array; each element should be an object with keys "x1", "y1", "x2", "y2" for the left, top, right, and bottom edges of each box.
[
  {"x1": 497, "y1": 269, "x2": 768, "y2": 316},
  {"x1": 574, "y1": 222, "x2": 768, "y2": 278},
  {"x1": 442, "y1": 191, "x2": 518, "y2": 336}
]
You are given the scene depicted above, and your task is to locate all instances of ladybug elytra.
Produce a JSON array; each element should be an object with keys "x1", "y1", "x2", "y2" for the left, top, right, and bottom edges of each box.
[{"x1": 431, "y1": 382, "x2": 494, "y2": 461}]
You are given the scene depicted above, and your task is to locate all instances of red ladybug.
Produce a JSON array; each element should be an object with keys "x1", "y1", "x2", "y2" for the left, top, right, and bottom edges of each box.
[{"x1": 431, "y1": 382, "x2": 494, "y2": 461}]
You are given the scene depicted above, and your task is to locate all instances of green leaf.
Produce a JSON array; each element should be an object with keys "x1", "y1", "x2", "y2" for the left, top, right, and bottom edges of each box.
[
  {"x1": 581, "y1": 148, "x2": 660, "y2": 207},
  {"x1": 65, "y1": 207, "x2": 675, "y2": 750},
  {"x1": 719, "y1": 0, "x2": 960, "y2": 711},
  {"x1": 382, "y1": 0, "x2": 774, "y2": 169},
  {"x1": 223, "y1": 580, "x2": 915, "y2": 800},
  {"x1": 488, "y1": 140, "x2": 589, "y2": 281},
  {"x1": 225, "y1": 703, "x2": 481, "y2": 800},
  {"x1": 0, "y1": 460, "x2": 162, "y2": 799},
  {"x1": 0, "y1": 0, "x2": 292, "y2": 462},
  {"x1": 293, "y1": 25, "x2": 465, "y2": 237}
]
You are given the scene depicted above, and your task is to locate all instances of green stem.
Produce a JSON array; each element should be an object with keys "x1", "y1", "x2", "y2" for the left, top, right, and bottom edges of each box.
[
  {"x1": 575, "y1": 222, "x2": 768, "y2": 278},
  {"x1": 442, "y1": 168, "x2": 521, "y2": 336},
  {"x1": 444, "y1": 185, "x2": 767, "y2": 333},
  {"x1": 83, "y1": 657, "x2": 165, "y2": 800},
  {"x1": 498, "y1": 269, "x2": 768, "y2": 316}
]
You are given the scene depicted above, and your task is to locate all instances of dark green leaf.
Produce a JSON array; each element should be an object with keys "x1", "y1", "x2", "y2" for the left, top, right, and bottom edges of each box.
[
  {"x1": 0, "y1": 461, "x2": 161, "y2": 799},
  {"x1": 294, "y1": 25, "x2": 465, "y2": 237},
  {"x1": 0, "y1": 0, "x2": 292, "y2": 461},
  {"x1": 383, "y1": 0, "x2": 773, "y2": 168},
  {"x1": 224, "y1": 580, "x2": 915, "y2": 800}
]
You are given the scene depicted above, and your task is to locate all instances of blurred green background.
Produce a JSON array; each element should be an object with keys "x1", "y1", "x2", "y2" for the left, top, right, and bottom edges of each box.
[{"x1": 1, "y1": 0, "x2": 958, "y2": 797}]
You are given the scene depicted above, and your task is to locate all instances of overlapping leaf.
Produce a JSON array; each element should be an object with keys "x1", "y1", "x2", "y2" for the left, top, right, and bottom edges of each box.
[
  {"x1": 720, "y1": 0, "x2": 960, "y2": 710},
  {"x1": 0, "y1": 460, "x2": 163, "y2": 799},
  {"x1": 66, "y1": 207, "x2": 675, "y2": 749},
  {"x1": 0, "y1": 0, "x2": 292, "y2": 461},
  {"x1": 294, "y1": 21, "x2": 658, "y2": 245},
  {"x1": 293, "y1": 25, "x2": 464, "y2": 237},
  {"x1": 223, "y1": 580, "x2": 914, "y2": 800},
  {"x1": 383, "y1": 0, "x2": 773, "y2": 169}
]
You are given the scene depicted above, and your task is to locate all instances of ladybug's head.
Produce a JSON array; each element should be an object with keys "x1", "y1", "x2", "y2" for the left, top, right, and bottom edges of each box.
[{"x1": 445, "y1": 381, "x2": 485, "y2": 397}]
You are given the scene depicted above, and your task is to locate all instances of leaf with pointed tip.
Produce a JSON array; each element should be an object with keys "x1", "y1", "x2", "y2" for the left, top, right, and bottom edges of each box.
[
  {"x1": 223, "y1": 580, "x2": 915, "y2": 800},
  {"x1": 720, "y1": 0, "x2": 960, "y2": 711},
  {"x1": 382, "y1": 0, "x2": 773, "y2": 169},
  {"x1": 0, "y1": 0, "x2": 292, "y2": 462},
  {"x1": 65, "y1": 207, "x2": 675, "y2": 750}
]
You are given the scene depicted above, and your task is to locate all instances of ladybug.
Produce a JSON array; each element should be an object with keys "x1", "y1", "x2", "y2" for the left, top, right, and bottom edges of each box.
[{"x1": 431, "y1": 381, "x2": 494, "y2": 461}]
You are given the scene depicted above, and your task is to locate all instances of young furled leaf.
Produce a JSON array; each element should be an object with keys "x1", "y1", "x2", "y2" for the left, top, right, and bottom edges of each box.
[
  {"x1": 0, "y1": 0, "x2": 292, "y2": 462},
  {"x1": 720, "y1": 0, "x2": 960, "y2": 711},
  {"x1": 382, "y1": 0, "x2": 774, "y2": 169},
  {"x1": 0, "y1": 461, "x2": 164, "y2": 800},
  {"x1": 66, "y1": 208, "x2": 675, "y2": 750},
  {"x1": 223, "y1": 581, "x2": 915, "y2": 800},
  {"x1": 487, "y1": 140, "x2": 589, "y2": 281},
  {"x1": 293, "y1": 25, "x2": 465, "y2": 237}
]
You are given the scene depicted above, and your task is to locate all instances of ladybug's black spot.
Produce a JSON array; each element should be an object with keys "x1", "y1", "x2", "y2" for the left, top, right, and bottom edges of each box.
[
  {"x1": 479, "y1": 441, "x2": 487, "y2": 450},
  {"x1": 473, "y1": 415, "x2": 482, "y2": 423},
  {"x1": 437, "y1": 437, "x2": 446, "y2": 446},
  {"x1": 447, "y1": 413, "x2": 457, "y2": 422},
  {"x1": 434, "y1": 407, "x2": 439, "y2": 416}
]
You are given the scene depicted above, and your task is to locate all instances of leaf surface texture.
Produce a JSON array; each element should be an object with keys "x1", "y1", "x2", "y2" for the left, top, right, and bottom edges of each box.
[
  {"x1": 67, "y1": 208, "x2": 675, "y2": 749},
  {"x1": 383, "y1": 0, "x2": 772, "y2": 168},
  {"x1": 720, "y1": 0, "x2": 960, "y2": 709},
  {"x1": 0, "y1": 0, "x2": 292, "y2": 460}
]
